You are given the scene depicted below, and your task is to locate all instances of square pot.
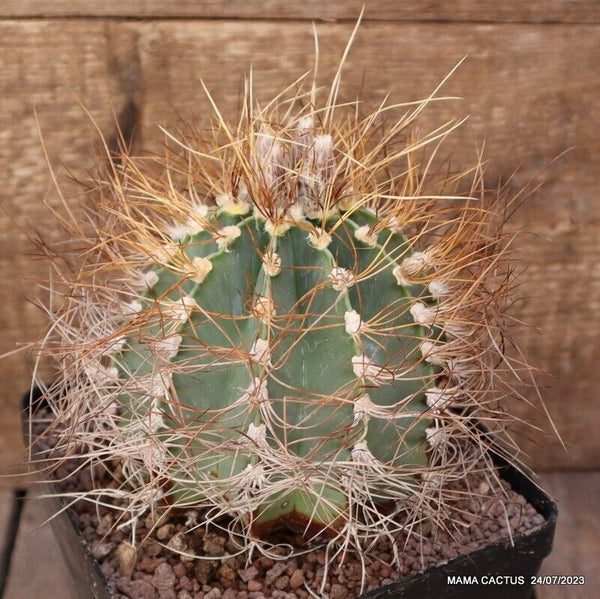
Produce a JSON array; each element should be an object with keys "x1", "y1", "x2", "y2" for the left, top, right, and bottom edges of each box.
[{"x1": 22, "y1": 387, "x2": 557, "y2": 599}]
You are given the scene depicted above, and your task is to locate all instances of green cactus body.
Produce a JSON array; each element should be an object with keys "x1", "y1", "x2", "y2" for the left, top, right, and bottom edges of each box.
[
  {"x1": 33, "y1": 42, "x2": 532, "y2": 584},
  {"x1": 117, "y1": 203, "x2": 435, "y2": 534}
]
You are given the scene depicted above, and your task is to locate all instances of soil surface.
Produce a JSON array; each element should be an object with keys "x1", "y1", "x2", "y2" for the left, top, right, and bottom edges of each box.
[{"x1": 32, "y1": 418, "x2": 545, "y2": 599}]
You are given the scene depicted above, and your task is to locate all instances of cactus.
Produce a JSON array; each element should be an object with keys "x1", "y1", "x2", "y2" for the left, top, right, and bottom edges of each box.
[
  {"x1": 116, "y1": 127, "x2": 437, "y2": 535},
  {"x1": 33, "y1": 48, "x2": 533, "y2": 571}
]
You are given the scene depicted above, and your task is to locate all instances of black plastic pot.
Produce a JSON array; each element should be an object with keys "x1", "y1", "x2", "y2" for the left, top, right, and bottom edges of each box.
[{"x1": 22, "y1": 387, "x2": 557, "y2": 599}]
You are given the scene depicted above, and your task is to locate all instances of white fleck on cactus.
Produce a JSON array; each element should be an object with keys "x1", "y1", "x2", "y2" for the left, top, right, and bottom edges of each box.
[{"x1": 31, "y1": 35, "x2": 540, "y2": 580}]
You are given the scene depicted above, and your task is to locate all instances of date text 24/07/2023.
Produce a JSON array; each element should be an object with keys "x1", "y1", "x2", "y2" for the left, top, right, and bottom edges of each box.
[{"x1": 446, "y1": 576, "x2": 585, "y2": 586}]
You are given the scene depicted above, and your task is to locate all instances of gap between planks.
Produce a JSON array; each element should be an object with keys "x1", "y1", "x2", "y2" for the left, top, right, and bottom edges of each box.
[{"x1": 1, "y1": 1, "x2": 600, "y2": 24}]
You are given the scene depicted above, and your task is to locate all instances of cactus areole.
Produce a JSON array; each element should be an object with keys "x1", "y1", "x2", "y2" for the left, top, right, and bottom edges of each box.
[{"x1": 38, "y1": 65, "x2": 526, "y2": 555}]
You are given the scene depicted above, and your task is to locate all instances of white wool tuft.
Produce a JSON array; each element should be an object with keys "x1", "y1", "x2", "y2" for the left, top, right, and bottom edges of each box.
[
  {"x1": 401, "y1": 251, "x2": 430, "y2": 276},
  {"x1": 429, "y1": 279, "x2": 452, "y2": 299},
  {"x1": 386, "y1": 216, "x2": 404, "y2": 234},
  {"x1": 189, "y1": 257, "x2": 213, "y2": 284},
  {"x1": 288, "y1": 203, "x2": 305, "y2": 221},
  {"x1": 133, "y1": 269, "x2": 159, "y2": 290},
  {"x1": 215, "y1": 192, "x2": 250, "y2": 215},
  {"x1": 262, "y1": 250, "x2": 281, "y2": 277},
  {"x1": 330, "y1": 267, "x2": 355, "y2": 291},
  {"x1": 392, "y1": 264, "x2": 410, "y2": 287},
  {"x1": 246, "y1": 422, "x2": 268, "y2": 446},
  {"x1": 162, "y1": 295, "x2": 197, "y2": 323},
  {"x1": 235, "y1": 377, "x2": 269, "y2": 407},
  {"x1": 425, "y1": 385, "x2": 460, "y2": 410},
  {"x1": 353, "y1": 394, "x2": 373, "y2": 422},
  {"x1": 265, "y1": 219, "x2": 291, "y2": 237},
  {"x1": 426, "y1": 425, "x2": 450, "y2": 448},
  {"x1": 351, "y1": 355, "x2": 394, "y2": 384},
  {"x1": 313, "y1": 134, "x2": 333, "y2": 163},
  {"x1": 344, "y1": 310, "x2": 363, "y2": 335},
  {"x1": 216, "y1": 225, "x2": 242, "y2": 251},
  {"x1": 253, "y1": 296, "x2": 276, "y2": 322},
  {"x1": 392, "y1": 265, "x2": 410, "y2": 287},
  {"x1": 308, "y1": 227, "x2": 332, "y2": 250},
  {"x1": 122, "y1": 300, "x2": 143, "y2": 316},
  {"x1": 167, "y1": 223, "x2": 191, "y2": 242},
  {"x1": 153, "y1": 335, "x2": 183, "y2": 359},
  {"x1": 84, "y1": 361, "x2": 119, "y2": 383},
  {"x1": 250, "y1": 338, "x2": 271, "y2": 366},
  {"x1": 152, "y1": 242, "x2": 179, "y2": 264},
  {"x1": 354, "y1": 225, "x2": 378, "y2": 247},
  {"x1": 419, "y1": 340, "x2": 446, "y2": 366},
  {"x1": 410, "y1": 302, "x2": 436, "y2": 327}
]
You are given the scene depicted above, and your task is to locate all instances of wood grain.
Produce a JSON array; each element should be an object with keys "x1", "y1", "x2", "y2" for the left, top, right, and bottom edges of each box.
[
  {"x1": 0, "y1": 490, "x2": 12, "y2": 591},
  {"x1": 1, "y1": 1, "x2": 600, "y2": 24},
  {"x1": 2, "y1": 492, "x2": 72, "y2": 599},
  {"x1": 536, "y1": 471, "x2": 600, "y2": 598},
  {"x1": 0, "y1": 18, "x2": 598, "y2": 481},
  {"x1": 0, "y1": 20, "x2": 139, "y2": 483}
]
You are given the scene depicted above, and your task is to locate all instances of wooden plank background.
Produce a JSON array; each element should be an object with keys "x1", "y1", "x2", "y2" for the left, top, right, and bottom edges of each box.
[
  {"x1": 1, "y1": 4, "x2": 599, "y2": 484},
  {"x1": 2, "y1": 1, "x2": 600, "y2": 23}
]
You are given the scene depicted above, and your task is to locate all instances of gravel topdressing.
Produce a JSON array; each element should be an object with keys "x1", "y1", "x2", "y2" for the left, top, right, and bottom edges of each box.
[
  {"x1": 47, "y1": 461, "x2": 544, "y2": 599},
  {"x1": 31, "y1": 413, "x2": 545, "y2": 599}
]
